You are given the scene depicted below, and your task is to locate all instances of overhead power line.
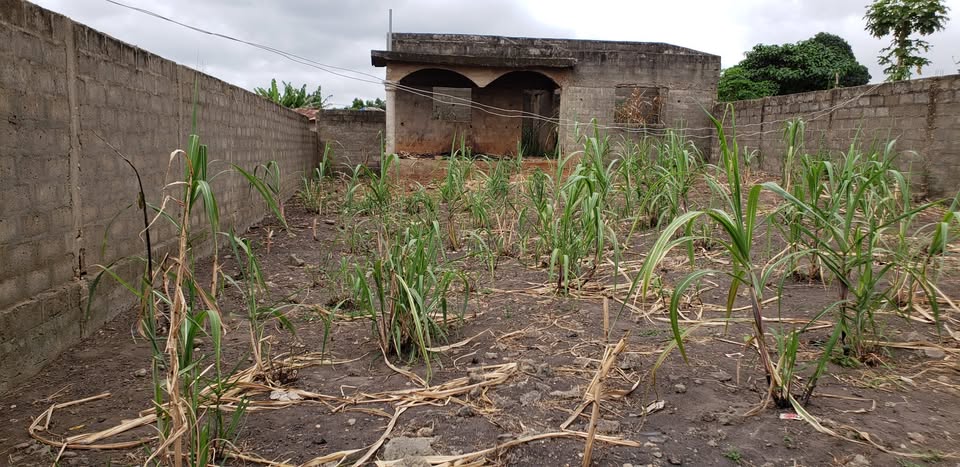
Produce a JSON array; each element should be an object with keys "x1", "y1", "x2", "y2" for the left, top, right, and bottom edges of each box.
[{"x1": 103, "y1": 0, "x2": 887, "y2": 141}]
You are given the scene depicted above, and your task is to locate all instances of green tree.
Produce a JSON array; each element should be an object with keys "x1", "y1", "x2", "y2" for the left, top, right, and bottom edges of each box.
[
  {"x1": 719, "y1": 33, "x2": 871, "y2": 100},
  {"x1": 255, "y1": 79, "x2": 331, "y2": 109},
  {"x1": 865, "y1": 0, "x2": 950, "y2": 81},
  {"x1": 717, "y1": 66, "x2": 779, "y2": 102},
  {"x1": 348, "y1": 97, "x2": 386, "y2": 110}
]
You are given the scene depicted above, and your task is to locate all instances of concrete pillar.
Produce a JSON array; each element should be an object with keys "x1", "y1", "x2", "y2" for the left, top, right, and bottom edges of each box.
[
  {"x1": 385, "y1": 83, "x2": 396, "y2": 155},
  {"x1": 64, "y1": 18, "x2": 84, "y2": 282}
]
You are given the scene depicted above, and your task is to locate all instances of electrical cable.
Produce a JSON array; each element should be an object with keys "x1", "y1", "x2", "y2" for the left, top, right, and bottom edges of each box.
[{"x1": 103, "y1": 0, "x2": 887, "y2": 141}]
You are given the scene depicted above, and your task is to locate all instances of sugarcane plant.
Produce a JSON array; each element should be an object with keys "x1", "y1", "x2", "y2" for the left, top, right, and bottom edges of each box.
[
  {"x1": 223, "y1": 230, "x2": 296, "y2": 376},
  {"x1": 629, "y1": 108, "x2": 811, "y2": 410},
  {"x1": 123, "y1": 132, "x2": 233, "y2": 466},
  {"x1": 88, "y1": 101, "x2": 290, "y2": 464},
  {"x1": 613, "y1": 137, "x2": 652, "y2": 224},
  {"x1": 647, "y1": 128, "x2": 702, "y2": 228},
  {"x1": 351, "y1": 219, "x2": 469, "y2": 378},
  {"x1": 764, "y1": 138, "x2": 944, "y2": 366},
  {"x1": 297, "y1": 143, "x2": 333, "y2": 214},
  {"x1": 618, "y1": 129, "x2": 702, "y2": 238},
  {"x1": 521, "y1": 123, "x2": 620, "y2": 293},
  {"x1": 440, "y1": 136, "x2": 473, "y2": 250},
  {"x1": 358, "y1": 147, "x2": 397, "y2": 215}
]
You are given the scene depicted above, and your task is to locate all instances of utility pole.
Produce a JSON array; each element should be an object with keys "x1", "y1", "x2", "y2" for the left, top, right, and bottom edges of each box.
[{"x1": 387, "y1": 9, "x2": 393, "y2": 51}]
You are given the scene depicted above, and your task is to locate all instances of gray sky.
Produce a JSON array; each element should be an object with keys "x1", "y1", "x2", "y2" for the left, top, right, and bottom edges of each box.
[{"x1": 33, "y1": 0, "x2": 960, "y2": 107}]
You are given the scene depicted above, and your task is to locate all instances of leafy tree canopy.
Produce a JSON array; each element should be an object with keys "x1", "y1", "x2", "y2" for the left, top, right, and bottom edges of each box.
[
  {"x1": 717, "y1": 66, "x2": 779, "y2": 102},
  {"x1": 718, "y1": 32, "x2": 871, "y2": 101},
  {"x1": 255, "y1": 79, "x2": 331, "y2": 109},
  {"x1": 865, "y1": 0, "x2": 950, "y2": 81},
  {"x1": 348, "y1": 97, "x2": 386, "y2": 110}
]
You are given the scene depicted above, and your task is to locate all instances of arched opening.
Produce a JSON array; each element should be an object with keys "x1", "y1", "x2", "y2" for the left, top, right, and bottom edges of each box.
[
  {"x1": 485, "y1": 70, "x2": 560, "y2": 90},
  {"x1": 481, "y1": 71, "x2": 561, "y2": 156},
  {"x1": 393, "y1": 69, "x2": 479, "y2": 156},
  {"x1": 398, "y1": 68, "x2": 479, "y2": 88}
]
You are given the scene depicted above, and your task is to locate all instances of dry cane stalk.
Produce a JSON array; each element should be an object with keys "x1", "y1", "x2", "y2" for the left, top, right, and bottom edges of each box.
[
  {"x1": 582, "y1": 383, "x2": 601, "y2": 467},
  {"x1": 163, "y1": 194, "x2": 192, "y2": 467},
  {"x1": 250, "y1": 325, "x2": 264, "y2": 374},
  {"x1": 582, "y1": 338, "x2": 626, "y2": 466},
  {"x1": 602, "y1": 297, "x2": 609, "y2": 343},
  {"x1": 149, "y1": 153, "x2": 200, "y2": 467}
]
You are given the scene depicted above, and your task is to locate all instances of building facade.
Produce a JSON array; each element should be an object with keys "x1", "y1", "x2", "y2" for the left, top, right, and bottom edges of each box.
[{"x1": 372, "y1": 33, "x2": 721, "y2": 157}]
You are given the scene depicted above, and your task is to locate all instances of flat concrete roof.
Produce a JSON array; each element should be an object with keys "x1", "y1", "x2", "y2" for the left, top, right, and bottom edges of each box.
[
  {"x1": 371, "y1": 32, "x2": 719, "y2": 68},
  {"x1": 371, "y1": 50, "x2": 576, "y2": 68}
]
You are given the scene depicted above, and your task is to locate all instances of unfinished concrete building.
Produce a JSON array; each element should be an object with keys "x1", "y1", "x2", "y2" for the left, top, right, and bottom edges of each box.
[{"x1": 372, "y1": 33, "x2": 721, "y2": 157}]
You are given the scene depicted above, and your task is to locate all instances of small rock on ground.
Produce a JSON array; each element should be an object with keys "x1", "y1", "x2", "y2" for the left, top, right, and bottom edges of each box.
[
  {"x1": 847, "y1": 454, "x2": 871, "y2": 466},
  {"x1": 535, "y1": 362, "x2": 554, "y2": 377},
  {"x1": 574, "y1": 357, "x2": 592, "y2": 367},
  {"x1": 549, "y1": 387, "x2": 581, "y2": 399},
  {"x1": 382, "y1": 437, "x2": 436, "y2": 461},
  {"x1": 519, "y1": 390, "x2": 541, "y2": 405},
  {"x1": 618, "y1": 352, "x2": 643, "y2": 371},
  {"x1": 597, "y1": 419, "x2": 620, "y2": 434},
  {"x1": 711, "y1": 370, "x2": 732, "y2": 382}
]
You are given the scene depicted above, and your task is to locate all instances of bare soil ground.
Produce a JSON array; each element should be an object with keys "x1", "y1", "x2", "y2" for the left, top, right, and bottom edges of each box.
[{"x1": 1, "y1": 184, "x2": 959, "y2": 467}]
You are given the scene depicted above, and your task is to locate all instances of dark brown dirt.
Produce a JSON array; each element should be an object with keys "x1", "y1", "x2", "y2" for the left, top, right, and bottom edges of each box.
[{"x1": 1, "y1": 190, "x2": 958, "y2": 467}]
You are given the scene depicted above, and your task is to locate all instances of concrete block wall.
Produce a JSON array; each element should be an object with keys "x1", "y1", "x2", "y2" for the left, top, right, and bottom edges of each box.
[
  {"x1": 714, "y1": 74, "x2": 960, "y2": 198},
  {"x1": 0, "y1": 0, "x2": 318, "y2": 394},
  {"x1": 559, "y1": 51, "x2": 720, "y2": 157},
  {"x1": 317, "y1": 109, "x2": 386, "y2": 169}
]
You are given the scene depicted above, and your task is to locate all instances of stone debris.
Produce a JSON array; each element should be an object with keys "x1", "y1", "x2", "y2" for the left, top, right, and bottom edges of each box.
[
  {"x1": 519, "y1": 390, "x2": 541, "y2": 405},
  {"x1": 907, "y1": 432, "x2": 927, "y2": 445},
  {"x1": 710, "y1": 370, "x2": 732, "y2": 382},
  {"x1": 549, "y1": 387, "x2": 581, "y2": 399},
  {"x1": 382, "y1": 437, "x2": 437, "y2": 461},
  {"x1": 268, "y1": 389, "x2": 303, "y2": 402},
  {"x1": 596, "y1": 419, "x2": 621, "y2": 434},
  {"x1": 847, "y1": 454, "x2": 871, "y2": 466}
]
